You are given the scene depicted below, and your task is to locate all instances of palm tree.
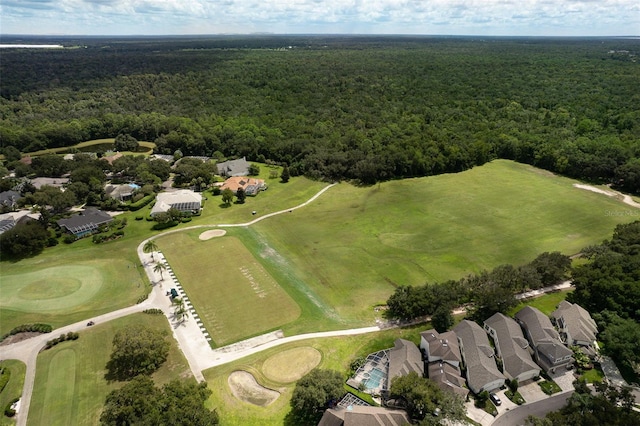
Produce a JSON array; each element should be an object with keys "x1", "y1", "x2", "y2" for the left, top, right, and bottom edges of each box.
[
  {"x1": 153, "y1": 262, "x2": 167, "y2": 280},
  {"x1": 143, "y1": 240, "x2": 158, "y2": 261},
  {"x1": 173, "y1": 297, "x2": 189, "y2": 323}
]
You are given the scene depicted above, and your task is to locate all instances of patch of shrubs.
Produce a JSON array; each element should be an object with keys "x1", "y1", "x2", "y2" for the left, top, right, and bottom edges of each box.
[
  {"x1": 0, "y1": 323, "x2": 52, "y2": 343},
  {"x1": 128, "y1": 194, "x2": 155, "y2": 211},
  {"x1": 42, "y1": 332, "x2": 79, "y2": 351},
  {"x1": 137, "y1": 294, "x2": 149, "y2": 304},
  {"x1": 4, "y1": 397, "x2": 19, "y2": 418},
  {"x1": 92, "y1": 230, "x2": 125, "y2": 244},
  {"x1": 181, "y1": 217, "x2": 192, "y2": 223},
  {"x1": 135, "y1": 215, "x2": 144, "y2": 221},
  {"x1": 63, "y1": 234, "x2": 76, "y2": 244},
  {"x1": 143, "y1": 308, "x2": 164, "y2": 315},
  {"x1": 152, "y1": 220, "x2": 179, "y2": 230}
]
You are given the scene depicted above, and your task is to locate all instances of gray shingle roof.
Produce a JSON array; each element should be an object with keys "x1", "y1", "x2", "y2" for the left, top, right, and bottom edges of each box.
[
  {"x1": 551, "y1": 301, "x2": 598, "y2": 345},
  {"x1": 484, "y1": 313, "x2": 540, "y2": 380},
  {"x1": 388, "y1": 338, "x2": 424, "y2": 382},
  {"x1": 216, "y1": 157, "x2": 249, "y2": 177},
  {"x1": 319, "y1": 406, "x2": 411, "y2": 426},
  {"x1": 421, "y1": 329, "x2": 462, "y2": 365},
  {"x1": 453, "y1": 320, "x2": 505, "y2": 394},
  {"x1": 57, "y1": 208, "x2": 112, "y2": 235},
  {"x1": 515, "y1": 306, "x2": 573, "y2": 368},
  {"x1": 427, "y1": 361, "x2": 468, "y2": 398}
]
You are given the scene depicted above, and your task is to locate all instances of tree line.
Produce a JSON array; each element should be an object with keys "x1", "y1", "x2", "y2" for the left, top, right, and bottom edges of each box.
[
  {"x1": 385, "y1": 251, "x2": 572, "y2": 327},
  {"x1": 1, "y1": 37, "x2": 638, "y2": 191}
]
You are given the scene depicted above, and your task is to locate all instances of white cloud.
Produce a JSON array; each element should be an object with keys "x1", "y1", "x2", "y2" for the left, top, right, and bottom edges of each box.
[{"x1": 0, "y1": 0, "x2": 638, "y2": 35}]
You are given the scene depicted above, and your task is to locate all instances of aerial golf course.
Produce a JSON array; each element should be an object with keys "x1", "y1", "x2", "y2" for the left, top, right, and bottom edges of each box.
[{"x1": 1, "y1": 159, "x2": 636, "y2": 425}]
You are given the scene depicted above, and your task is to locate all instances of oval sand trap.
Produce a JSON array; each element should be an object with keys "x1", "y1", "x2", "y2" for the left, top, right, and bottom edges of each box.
[
  {"x1": 199, "y1": 229, "x2": 227, "y2": 240},
  {"x1": 262, "y1": 347, "x2": 321, "y2": 383},
  {"x1": 228, "y1": 371, "x2": 279, "y2": 406}
]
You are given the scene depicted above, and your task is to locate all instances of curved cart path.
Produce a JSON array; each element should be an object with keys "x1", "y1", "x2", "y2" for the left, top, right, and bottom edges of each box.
[
  {"x1": 1, "y1": 183, "x2": 339, "y2": 426},
  {"x1": 573, "y1": 183, "x2": 640, "y2": 208}
]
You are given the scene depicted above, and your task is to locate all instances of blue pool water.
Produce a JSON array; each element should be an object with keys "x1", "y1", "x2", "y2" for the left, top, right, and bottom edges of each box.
[{"x1": 364, "y1": 367, "x2": 385, "y2": 390}]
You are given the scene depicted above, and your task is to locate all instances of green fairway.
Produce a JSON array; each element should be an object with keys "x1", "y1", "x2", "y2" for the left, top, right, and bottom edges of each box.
[
  {"x1": 0, "y1": 256, "x2": 147, "y2": 336},
  {"x1": 156, "y1": 232, "x2": 301, "y2": 346},
  {"x1": 24, "y1": 138, "x2": 155, "y2": 156},
  {"x1": 27, "y1": 313, "x2": 193, "y2": 426},
  {"x1": 203, "y1": 325, "x2": 424, "y2": 426},
  {"x1": 0, "y1": 360, "x2": 25, "y2": 426},
  {"x1": 252, "y1": 160, "x2": 636, "y2": 323}
]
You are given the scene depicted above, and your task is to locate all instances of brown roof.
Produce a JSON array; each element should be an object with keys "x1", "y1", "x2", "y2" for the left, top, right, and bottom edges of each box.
[
  {"x1": 220, "y1": 176, "x2": 265, "y2": 194},
  {"x1": 427, "y1": 361, "x2": 469, "y2": 399}
]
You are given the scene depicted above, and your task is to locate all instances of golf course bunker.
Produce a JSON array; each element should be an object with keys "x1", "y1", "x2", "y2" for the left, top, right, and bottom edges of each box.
[
  {"x1": 228, "y1": 371, "x2": 280, "y2": 406},
  {"x1": 199, "y1": 229, "x2": 227, "y2": 240},
  {"x1": 262, "y1": 347, "x2": 321, "y2": 383},
  {"x1": 4, "y1": 266, "x2": 103, "y2": 313}
]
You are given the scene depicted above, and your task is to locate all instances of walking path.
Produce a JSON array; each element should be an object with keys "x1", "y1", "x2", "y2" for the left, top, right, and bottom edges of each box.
[
  {"x1": 573, "y1": 183, "x2": 640, "y2": 208},
  {"x1": 3, "y1": 180, "x2": 631, "y2": 425}
]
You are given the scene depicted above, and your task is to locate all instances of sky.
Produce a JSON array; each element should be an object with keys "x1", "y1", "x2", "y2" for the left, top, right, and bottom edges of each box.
[{"x1": 0, "y1": 0, "x2": 638, "y2": 37}]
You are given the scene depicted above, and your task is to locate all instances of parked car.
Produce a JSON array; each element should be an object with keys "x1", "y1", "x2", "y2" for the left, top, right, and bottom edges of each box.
[{"x1": 490, "y1": 393, "x2": 502, "y2": 406}]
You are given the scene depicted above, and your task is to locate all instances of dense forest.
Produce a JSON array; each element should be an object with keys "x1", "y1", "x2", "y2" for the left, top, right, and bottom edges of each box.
[{"x1": 1, "y1": 36, "x2": 639, "y2": 190}]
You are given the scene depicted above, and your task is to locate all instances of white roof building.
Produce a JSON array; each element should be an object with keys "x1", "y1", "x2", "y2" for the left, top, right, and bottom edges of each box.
[{"x1": 150, "y1": 190, "x2": 202, "y2": 216}]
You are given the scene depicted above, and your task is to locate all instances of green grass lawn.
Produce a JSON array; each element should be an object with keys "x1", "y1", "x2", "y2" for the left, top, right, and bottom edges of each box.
[
  {"x1": 581, "y1": 366, "x2": 605, "y2": 383},
  {"x1": 23, "y1": 138, "x2": 155, "y2": 156},
  {"x1": 0, "y1": 360, "x2": 26, "y2": 426},
  {"x1": 251, "y1": 160, "x2": 634, "y2": 323},
  {"x1": 0, "y1": 251, "x2": 148, "y2": 336},
  {"x1": 539, "y1": 380, "x2": 562, "y2": 395},
  {"x1": 202, "y1": 325, "x2": 425, "y2": 426},
  {"x1": 507, "y1": 289, "x2": 574, "y2": 317},
  {"x1": 156, "y1": 231, "x2": 301, "y2": 346},
  {"x1": 27, "y1": 313, "x2": 192, "y2": 426}
]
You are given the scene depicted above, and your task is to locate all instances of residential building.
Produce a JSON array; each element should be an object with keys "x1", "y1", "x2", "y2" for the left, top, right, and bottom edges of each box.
[
  {"x1": 57, "y1": 208, "x2": 113, "y2": 238},
  {"x1": 217, "y1": 157, "x2": 250, "y2": 177},
  {"x1": 420, "y1": 329, "x2": 461, "y2": 367},
  {"x1": 453, "y1": 320, "x2": 505, "y2": 394},
  {"x1": 105, "y1": 183, "x2": 142, "y2": 202},
  {"x1": 551, "y1": 301, "x2": 598, "y2": 353},
  {"x1": 150, "y1": 190, "x2": 202, "y2": 217},
  {"x1": 515, "y1": 306, "x2": 573, "y2": 373},
  {"x1": 30, "y1": 177, "x2": 69, "y2": 190},
  {"x1": 484, "y1": 313, "x2": 541, "y2": 383},
  {"x1": 0, "y1": 210, "x2": 40, "y2": 235},
  {"x1": 388, "y1": 338, "x2": 424, "y2": 383},
  {"x1": 0, "y1": 190, "x2": 21, "y2": 209},
  {"x1": 427, "y1": 361, "x2": 469, "y2": 400},
  {"x1": 318, "y1": 406, "x2": 410, "y2": 426},
  {"x1": 220, "y1": 176, "x2": 266, "y2": 196}
]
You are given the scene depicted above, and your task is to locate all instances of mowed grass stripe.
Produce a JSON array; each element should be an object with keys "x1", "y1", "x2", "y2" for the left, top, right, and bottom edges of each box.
[
  {"x1": 253, "y1": 160, "x2": 636, "y2": 322},
  {"x1": 157, "y1": 233, "x2": 301, "y2": 346},
  {"x1": 42, "y1": 349, "x2": 76, "y2": 426},
  {"x1": 27, "y1": 314, "x2": 193, "y2": 426}
]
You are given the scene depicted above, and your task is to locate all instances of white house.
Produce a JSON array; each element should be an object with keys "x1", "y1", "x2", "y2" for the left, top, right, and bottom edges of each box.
[{"x1": 150, "y1": 190, "x2": 202, "y2": 217}]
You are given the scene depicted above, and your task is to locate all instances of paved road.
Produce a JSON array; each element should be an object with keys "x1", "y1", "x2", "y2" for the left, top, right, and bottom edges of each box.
[
  {"x1": 492, "y1": 390, "x2": 574, "y2": 426},
  {"x1": 0, "y1": 180, "x2": 592, "y2": 425}
]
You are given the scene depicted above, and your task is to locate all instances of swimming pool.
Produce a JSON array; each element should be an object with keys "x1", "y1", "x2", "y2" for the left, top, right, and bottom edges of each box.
[{"x1": 363, "y1": 367, "x2": 386, "y2": 391}]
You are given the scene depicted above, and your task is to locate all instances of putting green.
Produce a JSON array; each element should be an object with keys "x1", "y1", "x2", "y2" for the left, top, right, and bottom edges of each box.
[
  {"x1": 1, "y1": 266, "x2": 104, "y2": 313},
  {"x1": 261, "y1": 347, "x2": 321, "y2": 383}
]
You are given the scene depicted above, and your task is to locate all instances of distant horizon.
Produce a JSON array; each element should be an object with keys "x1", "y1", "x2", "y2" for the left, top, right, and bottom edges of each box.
[
  {"x1": 1, "y1": 33, "x2": 638, "y2": 39},
  {"x1": 2, "y1": 0, "x2": 638, "y2": 38}
]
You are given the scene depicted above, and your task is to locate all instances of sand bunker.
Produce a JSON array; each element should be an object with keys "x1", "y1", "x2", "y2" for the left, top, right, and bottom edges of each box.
[
  {"x1": 228, "y1": 371, "x2": 280, "y2": 406},
  {"x1": 199, "y1": 229, "x2": 227, "y2": 240}
]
